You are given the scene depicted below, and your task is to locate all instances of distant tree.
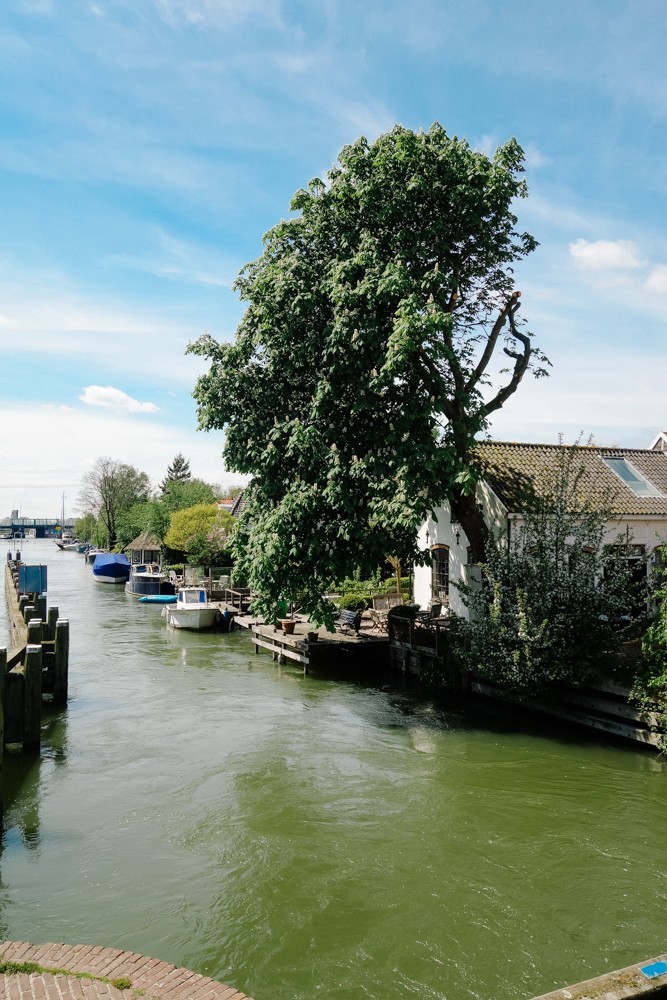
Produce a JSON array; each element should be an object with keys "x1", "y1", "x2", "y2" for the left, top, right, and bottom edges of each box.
[
  {"x1": 115, "y1": 498, "x2": 155, "y2": 549},
  {"x1": 189, "y1": 123, "x2": 547, "y2": 624},
  {"x1": 160, "y1": 478, "x2": 217, "y2": 513},
  {"x1": 74, "y1": 512, "x2": 98, "y2": 543},
  {"x1": 160, "y1": 453, "x2": 191, "y2": 492},
  {"x1": 219, "y1": 483, "x2": 245, "y2": 501},
  {"x1": 164, "y1": 503, "x2": 234, "y2": 557},
  {"x1": 77, "y1": 458, "x2": 152, "y2": 548}
]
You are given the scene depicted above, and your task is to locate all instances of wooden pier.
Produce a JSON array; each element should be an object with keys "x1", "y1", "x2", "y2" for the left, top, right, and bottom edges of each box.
[
  {"x1": 2, "y1": 555, "x2": 70, "y2": 824},
  {"x1": 244, "y1": 617, "x2": 389, "y2": 674}
]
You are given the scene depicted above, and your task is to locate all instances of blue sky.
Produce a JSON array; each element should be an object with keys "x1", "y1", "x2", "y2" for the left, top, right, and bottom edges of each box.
[{"x1": 1, "y1": 0, "x2": 666, "y2": 516}]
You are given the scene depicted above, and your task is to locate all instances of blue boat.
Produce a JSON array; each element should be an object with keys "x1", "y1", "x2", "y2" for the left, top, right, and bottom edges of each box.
[
  {"x1": 139, "y1": 594, "x2": 177, "y2": 604},
  {"x1": 93, "y1": 552, "x2": 131, "y2": 585}
]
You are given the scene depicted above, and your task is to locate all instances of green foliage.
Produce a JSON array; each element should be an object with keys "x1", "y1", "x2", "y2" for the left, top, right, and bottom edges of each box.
[
  {"x1": 160, "y1": 477, "x2": 216, "y2": 512},
  {"x1": 190, "y1": 123, "x2": 546, "y2": 624},
  {"x1": 74, "y1": 512, "x2": 98, "y2": 542},
  {"x1": 336, "y1": 592, "x2": 371, "y2": 611},
  {"x1": 160, "y1": 452, "x2": 191, "y2": 492},
  {"x1": 115, "y1": 499, "x2": 156, "y2": 548},
  {"x1": 453, "y1": 445, "x2": 639, "y2": 696},
  {"x1": 164, "y1": 503, "x2": 234, "y2": 560},
  {"x1": 631, "y1": 558, "x2": 667, "y2": 749}
]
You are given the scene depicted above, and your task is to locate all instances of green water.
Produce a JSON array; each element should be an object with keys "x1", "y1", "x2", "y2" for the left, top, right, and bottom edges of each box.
[{"x1": 1, "y1": 540, "x2": 666, "y2": 999}]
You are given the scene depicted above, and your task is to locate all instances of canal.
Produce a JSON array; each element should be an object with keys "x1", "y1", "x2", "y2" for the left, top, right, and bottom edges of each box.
[{"x1": 1, "y1": 539, "x2": 666, "y2": 999}]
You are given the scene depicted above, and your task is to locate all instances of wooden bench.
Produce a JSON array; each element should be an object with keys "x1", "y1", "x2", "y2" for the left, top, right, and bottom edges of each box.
[{"x1": 335, "y1": 609, "x2": 362, "y2": 634}]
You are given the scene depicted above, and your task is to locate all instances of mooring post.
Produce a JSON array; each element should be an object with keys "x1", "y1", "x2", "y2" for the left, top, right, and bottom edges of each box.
[
  {"x1": 23, "y1": 644, "x2": 42, "y2": 751},
  {"x1": 27, "y1": 618, "x2": 43, "y2": 647},
  {"x1": 47, "y1": 606, "x2": 59, "y2": 642},
  {"x1": 18, "y1": 595, "x2": 29, "y2": 618},
  {"x1": 35, "y1": 594, "x2": 47, "y2": 624},
  {"x1": 54, "y1": 619, "x2": 69, "y2": 704},
  {"x1": 23, "y1": 603, "x2": 35, "y2": 625}
]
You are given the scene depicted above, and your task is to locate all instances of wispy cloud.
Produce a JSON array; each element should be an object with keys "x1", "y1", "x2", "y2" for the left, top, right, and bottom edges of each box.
[
  {"x1": 569, "y1": 238, "x2": 644, "y2": 271},
  {"x1": 80, "y1": 385, "x2": 159, "y2": 413}
]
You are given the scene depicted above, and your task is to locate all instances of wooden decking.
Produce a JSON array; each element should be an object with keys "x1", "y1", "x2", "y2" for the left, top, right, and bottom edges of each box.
[
  {"x1": 0, "y1": 941, "x2": 253, "y2": 998},
  {"x1": 247, "y1": 617, "x2": 388, "y2": 674}
]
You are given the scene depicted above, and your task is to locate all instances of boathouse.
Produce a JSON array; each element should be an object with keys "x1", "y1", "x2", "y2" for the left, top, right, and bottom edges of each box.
[{"x1": 125, "y1": 530, "x2": 162, "y2": 565}]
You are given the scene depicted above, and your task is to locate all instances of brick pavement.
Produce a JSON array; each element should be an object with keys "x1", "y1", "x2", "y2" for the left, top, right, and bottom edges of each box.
[{"x1": 0, "y1": 942, "x2": 253, "y2": 999}]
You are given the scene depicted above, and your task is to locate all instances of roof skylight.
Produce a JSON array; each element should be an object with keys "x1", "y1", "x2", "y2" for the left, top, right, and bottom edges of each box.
[{"x1": 602, "y1": 457, "x2": 664, "y2": 497}]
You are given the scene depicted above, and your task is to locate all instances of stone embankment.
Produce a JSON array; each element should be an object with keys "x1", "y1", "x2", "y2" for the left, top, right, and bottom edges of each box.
[{"x1": 0, "y1": 941, "x2": 253, "y2": 999}]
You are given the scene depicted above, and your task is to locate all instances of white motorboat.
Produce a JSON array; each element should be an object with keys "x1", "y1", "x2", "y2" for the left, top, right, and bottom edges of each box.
[{"x1": 163, "y1": 587, "x2": 219, "y2": 630}]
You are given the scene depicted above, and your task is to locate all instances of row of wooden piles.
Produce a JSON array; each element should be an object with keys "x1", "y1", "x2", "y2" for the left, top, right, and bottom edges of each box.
[{"x1": 2, "y1": 557, "x2": 70, "y2": 822}]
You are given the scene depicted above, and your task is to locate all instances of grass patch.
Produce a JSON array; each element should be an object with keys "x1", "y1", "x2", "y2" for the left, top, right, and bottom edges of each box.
[{"x1": 0, "y1": 956, "x2": 133, "y2": 990}]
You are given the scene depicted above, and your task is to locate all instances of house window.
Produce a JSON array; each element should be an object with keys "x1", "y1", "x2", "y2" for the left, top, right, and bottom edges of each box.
[
  {"x1": 602, "y1": 458, "x2": 663, "y2": 497},
  {"x1": 431, "y1": 544, "x2": 449, "y2": 599}
]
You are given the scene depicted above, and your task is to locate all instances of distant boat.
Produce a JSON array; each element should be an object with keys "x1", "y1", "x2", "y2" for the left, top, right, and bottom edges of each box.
[
  {"x1": 93, "y1": 552, "x2": 131, "y2": 584},
  {"x1": 85, "y1": 547, "x2": 108, "y2": 563},
  {"x1": 125, "y1": 562, "x2": 175, "y2": 598},
  {"x1": 162, "y1": 587, "x2": 219, "y2": 630}
]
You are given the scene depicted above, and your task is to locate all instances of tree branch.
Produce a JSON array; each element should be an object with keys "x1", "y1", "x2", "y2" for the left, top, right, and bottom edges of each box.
[
  {"x1": 481, "y1": 298, "x2": 532, "y2": 417},
  {"x1": 465, "y1": 291, "x2": 520, "y2": 392}
]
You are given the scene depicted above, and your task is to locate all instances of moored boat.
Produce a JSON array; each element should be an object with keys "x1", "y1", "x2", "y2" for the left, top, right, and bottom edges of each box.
[
  {"x1": 93, "y1": 552, "x2": 131, "y2": 584},
  {"x1": 125, "y1": 562, "x2": 175, "y2": 598},
  {"x1": 163, "y1": 587, "x2": 219, "y2": 630},
  {"x1": 85, "y1": 547, "x2": 108, "y2": 563}
]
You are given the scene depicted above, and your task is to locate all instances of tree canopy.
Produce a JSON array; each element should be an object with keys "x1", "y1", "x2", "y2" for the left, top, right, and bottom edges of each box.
[
  {"x1": 164, "y1": 502, "x2": 234, "y2": 560},
  {"x1": 189, "y1": 123, "x2": 548, "y2": 623},
  {"x1": 77, "y1": 458, "x2": 151, "y2": 548}
]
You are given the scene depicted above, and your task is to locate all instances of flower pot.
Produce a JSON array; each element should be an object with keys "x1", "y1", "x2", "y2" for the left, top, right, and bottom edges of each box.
[
  {"x1": 307, "y1": 630, "x2": 319, "y2": 643},
  {"x1": 280, "y1": 619, "x2": 296, "y2": 635}
]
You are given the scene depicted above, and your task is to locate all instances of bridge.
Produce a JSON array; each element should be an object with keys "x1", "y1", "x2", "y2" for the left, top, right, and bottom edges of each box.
[{"x1": 0, "y1": 517, "x2": 76, "y2": 539}]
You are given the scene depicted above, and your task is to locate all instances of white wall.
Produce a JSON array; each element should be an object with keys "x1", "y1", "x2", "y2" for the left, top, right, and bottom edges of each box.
[{"x1": 414, "y1": 484, "x2": 507, "y2": 619}]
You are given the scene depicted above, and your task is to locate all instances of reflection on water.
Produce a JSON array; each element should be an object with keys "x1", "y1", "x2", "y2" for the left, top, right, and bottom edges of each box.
[{"x1": 1, "y1": 540, "x2": 666, "y2": 1000}]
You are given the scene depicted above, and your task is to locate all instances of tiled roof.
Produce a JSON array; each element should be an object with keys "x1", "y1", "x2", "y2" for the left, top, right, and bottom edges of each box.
[
  {"x1": 475, "y1": 441, "x2": 667, "y2": 516},
  {"x1": 230, "y1": 492, "x2": 249, "y2": 517}
]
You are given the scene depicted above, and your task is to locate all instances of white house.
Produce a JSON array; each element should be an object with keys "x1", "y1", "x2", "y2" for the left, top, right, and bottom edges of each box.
[{"x1": 413, "y1": 440, "x2": 667, "y2": 617}]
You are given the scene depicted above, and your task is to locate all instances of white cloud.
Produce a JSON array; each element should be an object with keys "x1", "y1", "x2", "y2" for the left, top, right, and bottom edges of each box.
[
  {"x1": 80, "y1": 385, "x2": 159, "y2": 413},
  {"x1": 646, "y1": 265, "x2": 667, "y2": 294},
  {"x1": 523, "y1": 143, "x2": 551, "y2": 169},
  {"x1": 0, "y1": 402, "x2": 234, "y2": 517},
  {"x1": 569, "y1": 238, "x2": 644, "y2": 271}
]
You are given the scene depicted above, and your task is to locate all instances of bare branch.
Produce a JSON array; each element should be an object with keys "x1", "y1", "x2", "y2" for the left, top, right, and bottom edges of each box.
[
  {"x1": 465, "y1": 291, "x2": 521, "y2": 392},
  {"x1": 481, "y1": 297, "x2": 532, "y2": 417}
]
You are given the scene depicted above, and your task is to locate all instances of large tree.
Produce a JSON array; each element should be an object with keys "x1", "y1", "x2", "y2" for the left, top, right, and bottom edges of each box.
[
  {"x1": 77, "y1": 458, "x2": 151, "y2": 548},
  {"x1": 189, "y1": 124, "x2": 548, "y2": 623}
]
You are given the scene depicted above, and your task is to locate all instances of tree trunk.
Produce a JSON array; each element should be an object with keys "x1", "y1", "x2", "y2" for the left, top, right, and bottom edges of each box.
[{"x1": 450, "y1": 490, "x2": 489, "y2": 564}]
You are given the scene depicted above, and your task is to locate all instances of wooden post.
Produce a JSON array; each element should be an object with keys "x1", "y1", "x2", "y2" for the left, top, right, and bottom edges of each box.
[
  {"x1": 0, "y1": 647, "x2": 5, "y2": 826},
  {"x1": 47, "y1": 606, "x2": 59, "y2": 642},
  {"x1": 27, "y1": 619, "x2": 43, "y2": 650},
  {"x1": 23, "y1": 604, "x2": 35, "y2": 624},
  {"x1": 18, "y1": 595, "x2": 29, "y2": 618},
  {"x1": 35, "y1": 594, "x2": 47, "y2": 623},
  {"x1": 53, "y1": 619, "x2": 69, "y2": 704},
  {"x1": 23, "y1": 645, "x2": 42, "y2": 751}
]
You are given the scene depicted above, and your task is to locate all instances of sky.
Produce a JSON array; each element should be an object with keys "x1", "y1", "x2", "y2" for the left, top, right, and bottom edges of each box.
[{"x1": 1, "y1": 0, "x2": 666, "y2": 517}]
